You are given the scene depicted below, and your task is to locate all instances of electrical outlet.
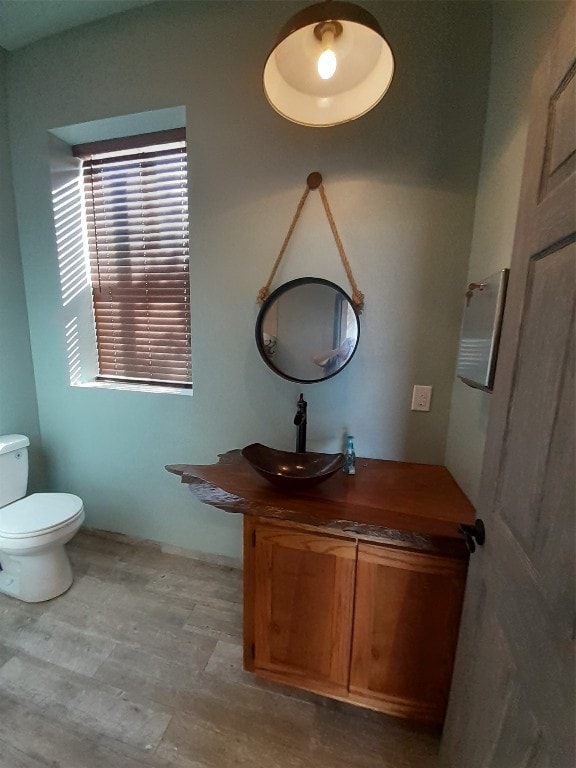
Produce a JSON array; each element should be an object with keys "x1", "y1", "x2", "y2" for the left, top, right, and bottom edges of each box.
[{"x1": 411, "y1": 385, "x2": 432, "y2": 412}]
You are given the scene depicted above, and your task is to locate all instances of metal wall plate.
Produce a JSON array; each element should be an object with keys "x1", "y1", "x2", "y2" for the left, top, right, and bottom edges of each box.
[{"x1": 456, "y1": 269, "x2": 509, "y2": 392}]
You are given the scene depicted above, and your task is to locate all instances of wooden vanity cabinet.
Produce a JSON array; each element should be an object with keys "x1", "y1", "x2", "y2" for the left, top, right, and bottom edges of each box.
[
  {"x1": 166, "y1": 452, "x2": 474, "y2": 726},
  {"x1": 244, "y1": 517, "x2": 467, "y2": 725}
]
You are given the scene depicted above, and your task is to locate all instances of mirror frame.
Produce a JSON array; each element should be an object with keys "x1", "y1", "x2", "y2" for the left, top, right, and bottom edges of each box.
[{"x1": 255, "y1": 277, "x2": 361, "y2": 383}]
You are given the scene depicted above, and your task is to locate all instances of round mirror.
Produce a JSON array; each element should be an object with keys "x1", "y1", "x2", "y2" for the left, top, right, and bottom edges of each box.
[{"x1": 255, "y1": 278, "x2": 360, "y2": 383}]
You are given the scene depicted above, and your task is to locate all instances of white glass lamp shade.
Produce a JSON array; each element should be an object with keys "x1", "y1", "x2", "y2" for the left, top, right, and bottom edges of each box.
[{"x1": 263, "y1": 1, "x2": 394, "y2": 127}]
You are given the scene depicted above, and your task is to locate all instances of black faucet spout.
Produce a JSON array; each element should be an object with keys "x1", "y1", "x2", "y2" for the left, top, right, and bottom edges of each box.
[{"x1": 294, "y1": 393, "x2": 307, "y2": 453}]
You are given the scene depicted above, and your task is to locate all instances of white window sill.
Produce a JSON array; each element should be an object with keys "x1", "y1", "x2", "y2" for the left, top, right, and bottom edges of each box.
[{"x1": 71, "y1": 380, "x2": 193, "y2": 396}]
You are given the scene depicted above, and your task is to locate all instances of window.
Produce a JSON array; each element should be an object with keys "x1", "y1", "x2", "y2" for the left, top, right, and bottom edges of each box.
[{"x1": 72, "y1": 129, "x2": 191, "y2": 388}]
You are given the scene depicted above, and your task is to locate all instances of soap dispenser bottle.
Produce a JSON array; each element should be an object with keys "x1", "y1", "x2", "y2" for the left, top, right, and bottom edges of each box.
[{"x1": 343, "y1": 435, "x2": 356, "y2": 475}]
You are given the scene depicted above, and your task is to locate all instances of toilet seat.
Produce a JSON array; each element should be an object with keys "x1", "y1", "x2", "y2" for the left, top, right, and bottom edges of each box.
[{"x1": 0, "y1": 493, "x2": 84, "y2": 538}]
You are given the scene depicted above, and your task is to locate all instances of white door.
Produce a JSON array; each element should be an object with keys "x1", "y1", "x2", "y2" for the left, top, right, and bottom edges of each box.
[{"x1": 440, "y1": 5, "x2": 575, "y2": 767}]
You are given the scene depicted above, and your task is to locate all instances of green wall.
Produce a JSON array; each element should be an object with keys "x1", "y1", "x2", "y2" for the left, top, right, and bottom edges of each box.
[
  {"x1": 5, "y1": 1, "x2": 491, "y2": 558},
  {"x1": 444, "y1": 0, "x2": 571, "y2": 505},
  {"x1": 0, "y1": 47, "x2": 42, "y2": 487}
]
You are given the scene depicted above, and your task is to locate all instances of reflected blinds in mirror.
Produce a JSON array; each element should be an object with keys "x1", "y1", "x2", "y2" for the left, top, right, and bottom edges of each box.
[{"x1": 73, "y1": 130, "x2": 191, "y2": 387}]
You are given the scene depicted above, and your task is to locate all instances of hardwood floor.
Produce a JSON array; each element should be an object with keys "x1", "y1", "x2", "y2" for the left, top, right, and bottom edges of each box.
[{"x1": 0, "y1": 529, "x2": 440, "y2": 768}]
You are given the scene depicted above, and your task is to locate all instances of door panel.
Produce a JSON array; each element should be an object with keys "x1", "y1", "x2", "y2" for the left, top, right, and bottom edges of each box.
[
  {"x1": 497, "y1": 246, "x2": 574, "y2": 547},
  {"x1": 253, "y1": 524, "x2": 356, "y2": 696},
  {"x1": 464, "y1": 611, "x2": 516, "y2": 768},
  {"x1": 349, "y1": 543, "x2": 466, "y2": 724},
  {"x1": 537, "y1": 331, "x2": 574, "y2": 622}
]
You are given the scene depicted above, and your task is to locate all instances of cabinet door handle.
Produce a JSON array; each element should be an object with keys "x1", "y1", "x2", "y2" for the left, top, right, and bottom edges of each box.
[{"x1": 458, "y1": 519, "x2": 486, "y2": 554}]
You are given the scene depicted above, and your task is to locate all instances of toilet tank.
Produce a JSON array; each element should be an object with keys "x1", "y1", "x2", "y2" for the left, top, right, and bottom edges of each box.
[{"x1": 0, "y1": 434, "x2": 30, "y2": 508}]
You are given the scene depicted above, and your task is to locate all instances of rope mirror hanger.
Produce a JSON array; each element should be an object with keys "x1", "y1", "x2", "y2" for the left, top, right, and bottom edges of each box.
[{"x1": 257, "y1": 172, "x2": 365, "y2": 313}]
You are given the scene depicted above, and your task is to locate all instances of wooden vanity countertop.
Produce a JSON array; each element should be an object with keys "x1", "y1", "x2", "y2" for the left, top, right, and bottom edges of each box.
[{"x1": 166, "y1": 450, "x2": 475, "y2": 558}]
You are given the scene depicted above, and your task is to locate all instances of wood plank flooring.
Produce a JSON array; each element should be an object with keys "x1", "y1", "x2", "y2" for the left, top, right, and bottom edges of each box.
[{"x1": 0, "y1": 529, "x2": 440, "y2": 768}]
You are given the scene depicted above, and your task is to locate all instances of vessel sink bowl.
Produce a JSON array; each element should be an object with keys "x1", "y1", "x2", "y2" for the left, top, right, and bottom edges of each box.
[{"x1": 241, "y1": 443, "x2": 345, "y2": 490}]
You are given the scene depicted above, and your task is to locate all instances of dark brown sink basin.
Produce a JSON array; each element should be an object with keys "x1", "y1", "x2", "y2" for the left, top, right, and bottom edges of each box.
[{"x1": 241, "y1": 443, "x2": 345, "y2": 491}]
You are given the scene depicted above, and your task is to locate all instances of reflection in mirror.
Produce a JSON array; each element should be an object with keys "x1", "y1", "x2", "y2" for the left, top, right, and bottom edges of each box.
[{"x1": 256, "y1": 278, "x2": 360, "y2": 383}]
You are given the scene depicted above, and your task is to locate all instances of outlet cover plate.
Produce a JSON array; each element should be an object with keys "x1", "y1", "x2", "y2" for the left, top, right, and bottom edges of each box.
[{"x1": 412, "y1": 385, "x2": 432, "y2": 411}]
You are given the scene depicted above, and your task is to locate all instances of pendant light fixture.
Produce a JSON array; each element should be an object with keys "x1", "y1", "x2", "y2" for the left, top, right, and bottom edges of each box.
[{"x1": 263, "y1": 0, "x2": 394, "y2": 127}]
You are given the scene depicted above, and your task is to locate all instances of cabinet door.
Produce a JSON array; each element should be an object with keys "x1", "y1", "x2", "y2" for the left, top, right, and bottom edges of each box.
[
  {"x1": 349, "y1": 543, "x2": 467, "y2": 724},
  {"x1": 253, "y1": 522, "x2": 357, "y2": 698}
]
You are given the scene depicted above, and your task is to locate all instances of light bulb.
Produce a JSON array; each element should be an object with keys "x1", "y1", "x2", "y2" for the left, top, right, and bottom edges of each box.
[
  {"x1": 318, "y1": 48, "x2": 337, "y2": 80},
  {"x1": 317, "y1": 28, "x2": 336, "y2": 80}
]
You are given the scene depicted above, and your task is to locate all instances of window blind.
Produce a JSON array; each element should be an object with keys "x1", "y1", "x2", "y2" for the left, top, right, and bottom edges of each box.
[{"x1": 74, "y1": 130, "x2": 191, "y2": 387}]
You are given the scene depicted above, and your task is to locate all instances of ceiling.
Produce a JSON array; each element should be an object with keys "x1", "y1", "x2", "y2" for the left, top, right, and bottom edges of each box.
[
  {"x1": 0, "y1": 0, "x2": 160, "y2": 51},
  {"x1": 0, "y1": 1, "x2": 462, "y2": 53}
]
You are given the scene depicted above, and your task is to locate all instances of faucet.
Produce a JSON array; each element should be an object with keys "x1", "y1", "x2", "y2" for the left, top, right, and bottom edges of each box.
[{"x1": 294, "y1": 393, "x2": 307, "y2": 453}]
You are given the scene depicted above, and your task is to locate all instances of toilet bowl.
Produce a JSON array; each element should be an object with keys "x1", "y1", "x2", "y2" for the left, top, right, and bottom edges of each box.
[
  {"x1": 0, "y1": 493, "x2": 84, "y2": 602},
  {"x1": 0, "y1": 434, "x2": 85, "y2": 603}
]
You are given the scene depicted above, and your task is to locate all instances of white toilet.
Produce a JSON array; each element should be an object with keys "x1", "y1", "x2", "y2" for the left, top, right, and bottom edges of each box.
[{"x1": 0, "y1": 434, "x2": 84, "y2": 602}]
